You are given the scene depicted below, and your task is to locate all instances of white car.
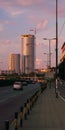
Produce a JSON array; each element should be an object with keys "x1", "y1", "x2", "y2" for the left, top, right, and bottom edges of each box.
[{"x1": 13, "y1": 82, "x2": 23, "y2": 90}]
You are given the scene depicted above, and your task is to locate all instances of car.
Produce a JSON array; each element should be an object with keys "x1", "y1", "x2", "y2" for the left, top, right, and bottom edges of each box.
[
  {"x1": 32, "y1": 80, "x2": 36, "y2": 84},
  {"x1": 26, "y1": 79, "x2": 32, "y2": 84},
  {"x1": 22, "y1": 81, "x2": 28, "y2": 86},
  {"x1": 13, "y1": 81, "x2": 23, "y2": 90}
]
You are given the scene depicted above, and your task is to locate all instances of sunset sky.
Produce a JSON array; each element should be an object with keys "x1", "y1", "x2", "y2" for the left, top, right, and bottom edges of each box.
[{"x1": 0, "y1": 0, "x2": 65, "y2": 69}]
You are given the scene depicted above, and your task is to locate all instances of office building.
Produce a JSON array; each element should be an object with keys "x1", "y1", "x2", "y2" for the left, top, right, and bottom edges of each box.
[
  {"x1": 9, "y1": 54, "x2": 20, "y2": 74},
  {"x1": 20, "y1": 34, "x2": 35, "y2": 74}
]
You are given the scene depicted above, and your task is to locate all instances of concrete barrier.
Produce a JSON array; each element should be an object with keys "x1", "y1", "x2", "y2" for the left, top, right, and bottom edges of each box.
[{"x1": 5, "y1": 88, "x2": 43, "y2": 130}]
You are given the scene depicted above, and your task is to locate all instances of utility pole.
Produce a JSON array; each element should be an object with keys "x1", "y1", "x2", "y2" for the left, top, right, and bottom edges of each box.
[
  {"x1": 55, "y1": 0, "x2": 59, "y2": 98},
  {"x1": 56, "y1": 0, "x2": 58, "y2": 78}
]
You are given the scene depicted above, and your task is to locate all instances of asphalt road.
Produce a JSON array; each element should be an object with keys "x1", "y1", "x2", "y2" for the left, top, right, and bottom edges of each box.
[{"x1": 0, "y1": 82, "x2": 40, "y2": 130}]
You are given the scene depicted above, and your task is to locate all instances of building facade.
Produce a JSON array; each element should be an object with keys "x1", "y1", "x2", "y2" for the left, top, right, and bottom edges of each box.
[
  {"x1": 60, "y1": 42, "x2": 65, "y2": 62},
  {"x1": 20, "y1": 34, "x2": 35, "y2": 74},
  {"x1": 9, "y1": 54, "x2": 20, "y2": 74},
  {"x1": 59, "y1": 42, "x2": 65, "y2": 80}
]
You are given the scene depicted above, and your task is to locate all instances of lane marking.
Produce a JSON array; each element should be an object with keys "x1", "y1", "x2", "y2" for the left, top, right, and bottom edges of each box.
[
  {"x1": 59, "y1": 94, "x2": 65, "y2": 102},
  {"x1": 0, "y1": 92, "x2": 22, "y2": 103}
]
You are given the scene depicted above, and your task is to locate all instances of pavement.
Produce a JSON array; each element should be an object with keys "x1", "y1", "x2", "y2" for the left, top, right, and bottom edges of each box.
[{"x1": 18, "y1": 81, "x2": 65, "y2": 130}]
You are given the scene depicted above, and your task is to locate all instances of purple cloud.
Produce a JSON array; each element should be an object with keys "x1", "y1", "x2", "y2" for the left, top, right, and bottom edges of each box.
[
  {"x1": 0, "y1": 23, "x2": 4, "y2": 31},
  {"x1": 0, "y1": 0, "x2": 42, "y2": 7},
  {"x1": 36, "y1": 20, "x2": 48, "y2": 30},
  {"x1": 0, "y1": 0, "x2": 65, "y2": 18},
  {"x1": 0, "y1": 0, "x2": 65, "y2": 70},
  {"x1": 1, "y1": 39, "x2": 12, "y2": 45},
  {"x1": 5, "y1": 20, "x2": 15, "y2": 25}
]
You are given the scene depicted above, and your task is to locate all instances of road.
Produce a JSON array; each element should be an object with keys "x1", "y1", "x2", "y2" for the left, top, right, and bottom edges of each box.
[{"x1": 0, "y1": 82, "x2": 40, "y2": 130}]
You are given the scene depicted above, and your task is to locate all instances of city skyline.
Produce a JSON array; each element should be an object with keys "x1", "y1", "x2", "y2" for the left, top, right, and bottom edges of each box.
[{"x1": 0, "y1": 0, "x2": 65, "y2": 69}]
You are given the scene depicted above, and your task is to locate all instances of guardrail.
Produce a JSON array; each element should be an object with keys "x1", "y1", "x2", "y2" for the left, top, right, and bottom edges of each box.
[
  {"x1": 5, "y1": 89, "x2": 41, "y2": 130},
  {"x1": 4, "y1": 81, "x2": 48, "y2": 130}
]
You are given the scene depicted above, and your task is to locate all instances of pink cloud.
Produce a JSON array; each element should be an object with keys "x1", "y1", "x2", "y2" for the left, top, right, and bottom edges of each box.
[
  {"x1": 36, "y1": 20, "x2": 48, "y2": 30},
  {"x1": 16, "y1": 0, "x2": 33, "y2": 6},
  {"x1": 0, "y1": 20, "x2": 15, "y2": 31},
  {"x1": 0, "y1": 0, "x2": 41, "y2": 7},
  {"x1": 29, "y1": 16, "x2": 48, "y2": 31},
  {"x1": 29, "y1": 16, "x2": 39, "y2": 23},
  {"x1": 10, "y1": 9, "x2": 24, "y2": 16},
  {"x1": 5, "y1": 40, "x2": 12, "y2": 44},
  {"x1": 0, "y1": 23, "x2": 4, "y2": 31},
  {"x1": 5, "y1": 7, "x2": 25, "y2": 17},
  {"x1": 2, "y1": 40, "x2": 12, "y2": 45},
  {"x1": 0, "y1": 0, "x2": 65, "y2": 18},
  {"x1": 5, "y1": 20, "x2": 16, "y2": 25}
]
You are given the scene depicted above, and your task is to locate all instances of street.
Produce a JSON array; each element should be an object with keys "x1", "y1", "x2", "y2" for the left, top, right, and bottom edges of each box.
[{"x1": 0, "y1": 82, "x2": 40, "y2": 130}]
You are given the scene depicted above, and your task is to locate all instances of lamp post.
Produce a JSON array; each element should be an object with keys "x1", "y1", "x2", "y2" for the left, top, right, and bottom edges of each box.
[
  {"x1": 55, "y1": 0, "x2": 58, "y2": 98},
  {"x1": 43, "y1": 38, "x2": 56, "y2": 69},
  {"x1": 56, "y1": 0, "x2": 58, "y2": 78}
]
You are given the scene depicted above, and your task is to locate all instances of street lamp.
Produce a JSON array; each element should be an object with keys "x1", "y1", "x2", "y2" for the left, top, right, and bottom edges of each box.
[
  {"x1": 56, "y1": 0, "x2": 58, "y2": 78},
  {"x1": 43, "y1": 38, "x2": 56, "y2": 69},
  {"x1": 55, "y1": 0, "x2": 58, "y2": 98}
]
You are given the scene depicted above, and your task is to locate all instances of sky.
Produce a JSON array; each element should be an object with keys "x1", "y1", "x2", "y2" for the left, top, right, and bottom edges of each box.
[{"x1": 0, "y1": 0, "x2": 65, "y2": 70}]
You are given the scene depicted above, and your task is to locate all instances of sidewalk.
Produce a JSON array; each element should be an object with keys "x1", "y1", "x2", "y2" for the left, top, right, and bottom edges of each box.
[{"x1": 19, "y1": 82, "x2": 65, "y2": 130}]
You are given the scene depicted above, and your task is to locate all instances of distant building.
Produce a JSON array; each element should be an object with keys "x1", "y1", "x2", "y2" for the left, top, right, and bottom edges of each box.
[
  {"x1": 20, "y1": 34, "x2": 35, "y2": 74},
  {"x1": 9, "y1": 54, "x2": 20, "y2": 74},
  {"x1": 0, "y1": 70, "x2": 15, "y2": 75}
]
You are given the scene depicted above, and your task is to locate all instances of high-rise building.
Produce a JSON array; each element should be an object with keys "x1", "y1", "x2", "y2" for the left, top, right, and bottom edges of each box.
[
  {"x1": 9, "y1": 54, "x2": 20, "y2": 74},
  {"x1": 20, "y1": 34, "x2": 35, "y2": 74}
]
